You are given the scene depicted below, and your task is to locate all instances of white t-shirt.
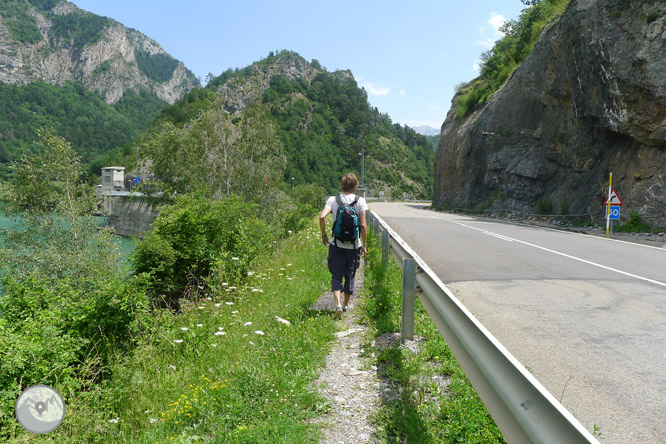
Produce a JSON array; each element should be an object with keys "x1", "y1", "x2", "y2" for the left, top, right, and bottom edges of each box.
[{"x1": 325, "y1": 193, "x2": 368, "y2": 249}]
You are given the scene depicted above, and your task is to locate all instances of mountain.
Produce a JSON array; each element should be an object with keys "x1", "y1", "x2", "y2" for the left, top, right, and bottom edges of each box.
[
  {"x1": 0, "y1": 0, "x2": 200, "y2": 178},
  {"x1": 146, "y1": 51, "x2": 435, "y2": 199},
  {"x1": 434, "y1": 0, "x2": 666, "y2": 228},
  {"x1": 413, "y1": 125, "x2": 439, "y2": 136}
]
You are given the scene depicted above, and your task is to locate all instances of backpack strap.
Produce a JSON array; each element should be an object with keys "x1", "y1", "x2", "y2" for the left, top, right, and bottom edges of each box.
[
  {"x1": 335, "y1": 194, "x2": 343, "y2": 207},
  {"x1": 351, "y1": 196, "x2": 359, "y2": 207}
]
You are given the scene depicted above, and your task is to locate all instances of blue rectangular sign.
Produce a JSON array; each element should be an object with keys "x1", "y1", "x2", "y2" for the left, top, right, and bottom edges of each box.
[{"x1": 608, "y1": 205, "x2": 620, "y2": 220}]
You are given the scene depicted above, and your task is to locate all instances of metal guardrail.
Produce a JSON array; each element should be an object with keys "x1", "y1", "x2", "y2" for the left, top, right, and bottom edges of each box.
[{"x1": 367, "y1": 211, "x2": 599, "y2": 444}]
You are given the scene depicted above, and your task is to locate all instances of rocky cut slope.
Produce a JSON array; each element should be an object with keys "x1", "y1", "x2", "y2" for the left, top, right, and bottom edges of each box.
[
  {"x1": 0, "y1": 0, "x2": 199, "y2": 104},
  {"x1": 434, "y1": 0, "x2": 666, "y2": 228}
]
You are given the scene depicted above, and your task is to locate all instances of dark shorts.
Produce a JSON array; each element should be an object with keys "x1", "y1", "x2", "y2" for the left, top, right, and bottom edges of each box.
[{"x1": 327, "y1": 244, "x2": 361, "y2": 295}]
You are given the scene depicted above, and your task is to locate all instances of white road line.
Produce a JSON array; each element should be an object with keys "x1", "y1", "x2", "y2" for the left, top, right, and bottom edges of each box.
[
  {"x1": 442, "y1": 219, "x2": 666, "y2": 289},
  {"x1": 483, "y1": 231, "x2": 514, "y2": 242}
]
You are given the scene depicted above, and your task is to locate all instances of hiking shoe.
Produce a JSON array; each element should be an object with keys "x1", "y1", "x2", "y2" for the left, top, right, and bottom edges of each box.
[
  {"x1": 334, "y1": 305, "x2": 343, "y2": 319},
  {"x1": 342, "y1": 305, "x2": 348, "y2": 313}
]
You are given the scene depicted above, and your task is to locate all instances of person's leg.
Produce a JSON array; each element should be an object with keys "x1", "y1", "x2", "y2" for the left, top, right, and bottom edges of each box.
[
  {"x1": 342, "y1": 247, "x2": 361, "y2": 303},
  {"x1": 327, "y1": 245, "x2": 345, "y2": 317}
]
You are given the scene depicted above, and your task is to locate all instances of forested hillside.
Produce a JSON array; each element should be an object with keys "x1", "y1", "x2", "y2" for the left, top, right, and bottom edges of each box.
[
  {"x1": 0, "y1": 82, "x2": 164, "y2": 179},
  {"x1": 148, "y1": 51, "x2": 434, "y2": 199}
]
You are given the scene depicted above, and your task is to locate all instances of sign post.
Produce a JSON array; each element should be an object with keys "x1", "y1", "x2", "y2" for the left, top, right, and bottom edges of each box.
[{"x1": 604, "y1": 177, "x2": 623, "y2": 239}]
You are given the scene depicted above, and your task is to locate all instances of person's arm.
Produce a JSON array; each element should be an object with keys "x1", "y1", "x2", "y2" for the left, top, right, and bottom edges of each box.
[
  {"x1": 319, "y1": 206, "x2": 332, "y2": 246},
  {"x1": 359, "y1": 210, "x2": 368, "y2": 256}
]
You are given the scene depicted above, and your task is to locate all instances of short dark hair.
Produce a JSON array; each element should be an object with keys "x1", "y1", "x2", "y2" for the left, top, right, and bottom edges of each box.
[{"x1": 341, "y1": 173, "x2": 359, "y2": 192}]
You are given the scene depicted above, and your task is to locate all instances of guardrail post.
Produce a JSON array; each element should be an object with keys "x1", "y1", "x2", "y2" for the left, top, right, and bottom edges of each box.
[
  {"x1": 381, "y1": 230, "x2": 389, "y2": 266},
  {"x1": 373, "y1": 218, "x2": 380, "y2": 241},
  {"x1": 401, "y1": 258, "x2": 416, "y2": 341},
  {"x1": 367, "y1": 212, "x2": 374, "y2": 235}
]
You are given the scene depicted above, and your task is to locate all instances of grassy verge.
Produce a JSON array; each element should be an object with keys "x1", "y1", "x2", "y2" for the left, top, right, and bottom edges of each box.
[
  {"x1": 5, "y1": 221, "x2": 337, "y2": 443},
  {"x1": 360, "y1": 235, "x2": 506, "y2": 443}
]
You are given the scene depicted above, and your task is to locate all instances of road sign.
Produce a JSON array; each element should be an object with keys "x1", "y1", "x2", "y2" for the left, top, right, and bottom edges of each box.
[
  {"x1": 604, "y1": 188, "x2": 623, "y2": 206},
  {"x1": 608, "y1": 205, "x2": 620, "y2": 220}
]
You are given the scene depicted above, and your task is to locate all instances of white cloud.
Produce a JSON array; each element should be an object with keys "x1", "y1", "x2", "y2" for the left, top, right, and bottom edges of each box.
[
  {"x1": 472, "y1": 63, "x2": 481, "y2": 72},
  {"x1": 476, "y1": 12, "x2": 507, "y2": 48},
  {"x1": 363, "y1": 83, "x2": 390, "y2": 96},
  {"x1": 399, "y1": 90, "x2": 407, "y2": 96}
]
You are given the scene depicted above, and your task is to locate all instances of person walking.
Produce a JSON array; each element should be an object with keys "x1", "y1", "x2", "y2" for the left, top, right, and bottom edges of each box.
[{"x1": 319, "y1": 173, "x2": 368, "y2": 319}]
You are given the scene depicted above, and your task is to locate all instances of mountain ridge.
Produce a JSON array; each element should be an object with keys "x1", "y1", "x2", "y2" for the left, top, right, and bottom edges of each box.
[{"x1": 0, "y1": 0, "x2": 199, "y2": 104}]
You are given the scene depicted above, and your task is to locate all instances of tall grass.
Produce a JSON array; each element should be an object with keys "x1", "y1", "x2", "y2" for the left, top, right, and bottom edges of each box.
[
  {"x1": 4, "y1": 221, "x2": 338, "y2": 443},
  {"x1": 360, "y1": 235, "x2": 506, "y2": 443}
]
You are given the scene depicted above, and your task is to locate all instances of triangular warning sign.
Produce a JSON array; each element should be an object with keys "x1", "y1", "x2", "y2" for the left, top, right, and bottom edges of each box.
[{"x1": 604, "y1": 188, "x2": 623, "y2": 206}]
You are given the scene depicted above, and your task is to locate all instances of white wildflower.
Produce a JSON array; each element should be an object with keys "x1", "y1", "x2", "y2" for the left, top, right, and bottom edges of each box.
[
  {"x1": 225, "y1": 302, "x2": 234, "y2": 305},
  {"x1": 231, "y1": 257, "x2": 239, "y2": 261},
  {"x1": 222, "y1": 282, "x2": 229, "y2": 286},
  {"x1": 287, "y1": 263, "x2": 292, "y2": 267},
  {"x1": 232, "y1": 310, "x2": 238, "y2": 314},
  {"x1": 196, "y1": 324, "x2": 203, "y2": 327},
  {"x1": 150, "y1": 418, "x2": 158, "y2": 424},
  {"x1": 254, "y1": 331, "x2": 265, "y2": 335},
  {"x1": 218, "y1": 327, "x2": 224, "y2": 331},
  {"x1": 249, "y1": 341, "x2": 255, "y2": 346},
  {"x1": 167, "y1": 364, "x2": 176, "y2": 370},
  {"x1": 212, "y1": 344, "x2": 218, "y2": 347},
  {"x1": 214, "y1": 331, "x2": 226, "y2": 336},
  {"x1": 287, "y1": 277, "x2": 293, "y2": 281},
  {"x1": 215, "y1": 303, "x2": 222, "y2": 307},
  {"x1": 244, "y1": 322, "x2": 253, "y2": 327},
  {"x1": 247, "y1": 271, "x2": 255, "y2": 276},
  {"x1": 180, "y1": 327, "x2": 189, "y2": 331},
  {"x1": 174, "y1": 339, "x2": 184, "y2": 343},
  {"x1": 275, "y1": 316, "x2": 291, "y2": 326},
  {"x1": 109, "y1": 418, "x2": 120, "y2": 424}
]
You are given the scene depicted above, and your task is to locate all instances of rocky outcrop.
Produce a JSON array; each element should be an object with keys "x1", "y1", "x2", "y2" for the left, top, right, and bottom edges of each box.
[
  {"x1": 0, "y1": 1, "x2": 199, "y2": 104},
  {"x1": 216, "y1": 52, "x2": 324, "y2": 114},
  {"x1": 435, "y1": 0, "x2": 666, "y2": 227}
]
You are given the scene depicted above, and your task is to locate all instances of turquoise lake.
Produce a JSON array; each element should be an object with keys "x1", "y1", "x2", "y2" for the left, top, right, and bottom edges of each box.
[{"x1": 0, "y1": 211, "x2": 137, "y2": 260}]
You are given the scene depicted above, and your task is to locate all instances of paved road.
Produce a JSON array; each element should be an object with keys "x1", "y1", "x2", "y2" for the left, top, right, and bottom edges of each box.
[{"x1": 371, "y1": 202, "x2": 666, "y2": 444}]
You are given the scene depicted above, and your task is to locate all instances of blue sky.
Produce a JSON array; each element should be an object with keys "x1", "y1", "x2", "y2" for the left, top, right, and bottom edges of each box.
[{"x1": 73, "y1": 1, "x2": 525, "y2": 131}]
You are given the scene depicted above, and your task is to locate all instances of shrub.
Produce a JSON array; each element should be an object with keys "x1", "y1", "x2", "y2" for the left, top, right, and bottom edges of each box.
[
  {"x1": 132, "y1": 194, "x2": 276, "y2": 307},
  {"x1": 536, "y1": 199, "x2": 553, "y2": 214},
  {"x1": 616, "y1": 210, "x2": 651, "y2": 233}
]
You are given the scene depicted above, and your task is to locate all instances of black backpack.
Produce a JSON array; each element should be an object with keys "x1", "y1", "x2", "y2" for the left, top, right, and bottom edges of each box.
[{"x1": 332, "y1": 195, "x2": 359, "y2": 244}]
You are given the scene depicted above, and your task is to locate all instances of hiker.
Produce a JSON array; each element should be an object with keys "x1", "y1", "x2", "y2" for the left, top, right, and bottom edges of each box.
[{"x1": 319, "y1": 173, "x2": 368, "y2": 319}]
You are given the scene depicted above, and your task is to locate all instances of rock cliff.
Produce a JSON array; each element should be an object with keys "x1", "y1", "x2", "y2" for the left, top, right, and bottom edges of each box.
[
  {"x1": 435, "y1": 0, "x2": 666, "y2": 228},
  {"x1": 0, "y1": 1, "x2": 199, "y2": 104}
]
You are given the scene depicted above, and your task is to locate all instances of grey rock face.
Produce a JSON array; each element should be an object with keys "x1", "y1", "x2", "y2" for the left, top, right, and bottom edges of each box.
[
  {"x1": 0, "y1": 1, "x2": 199, "y2": 104},
  {"x1": 435, "y1": 0, "x2": 666, "y2": 227}
]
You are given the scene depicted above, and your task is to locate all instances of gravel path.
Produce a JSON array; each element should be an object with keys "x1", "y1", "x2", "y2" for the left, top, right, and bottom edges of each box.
[{"x1": 310, "y1": 269, "x2": 382, "y2": 444}]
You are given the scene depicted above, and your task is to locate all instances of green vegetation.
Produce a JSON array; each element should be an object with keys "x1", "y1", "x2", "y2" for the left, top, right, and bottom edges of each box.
[
  {"x1": 49, "y1": 9, "x2": 110, "y2": 48},
  {"x1": 0, "y1": 0, "x2": 42, "y2": 44},
  {"x1": 0, "y1": 1, "x2": 110, "y2": 47},
  {"x1": 361, "y1": 237, "x2": 505, "y2": 443},
  {"x1": 455, "y1": 0, "x2": 571, "y2": 118},
  {"x1": 536, "y1": 199, "x2": 554, "y2": 215},
  {"x1": 0, "y1": 129, "x2": 331, "y2": 442},
  {"x1": 615, "y1": 210, "x2": 651, "y2": 233},
  {"x1": 156, "y1": 51, "x2": 435, "y2": 198},
  {"x1": 135, "y1": 49, "x2": 180, "y2": 83},
  {"x1": 0, "y1": 81, "x2": 165, "y2": 180}
]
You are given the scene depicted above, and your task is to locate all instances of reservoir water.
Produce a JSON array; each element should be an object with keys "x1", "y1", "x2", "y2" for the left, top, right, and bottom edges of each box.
[{"x1": 0, "y1": 211, "x2": 137, "y2": 260}]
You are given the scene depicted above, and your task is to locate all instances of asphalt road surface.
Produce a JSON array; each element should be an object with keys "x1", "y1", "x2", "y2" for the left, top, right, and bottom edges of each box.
[{"x1": 371, "y1": 202, "x2": 666, "y2": 444}]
